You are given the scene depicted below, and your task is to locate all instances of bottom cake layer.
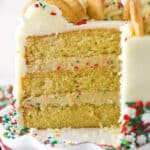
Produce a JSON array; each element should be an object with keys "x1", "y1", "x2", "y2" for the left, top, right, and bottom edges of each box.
[{"x1": 22, "y1": 104, "x2": 120, "y2": 128}]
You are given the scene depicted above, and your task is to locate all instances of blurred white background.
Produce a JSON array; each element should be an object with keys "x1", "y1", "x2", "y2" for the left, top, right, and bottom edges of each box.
[{"x1": 0, "y1": 0, "x2": 28, "y2": 85}]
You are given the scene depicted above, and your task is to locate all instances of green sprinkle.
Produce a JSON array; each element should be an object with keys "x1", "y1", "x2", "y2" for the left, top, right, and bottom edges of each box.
[
  {"x1": 48, "y1": 136, "x2": 52, "y2": 139},
  {"x1": 51, "y1": 140, "x2": 58, "y2": 145},
  {"x1": 76, "y1": 95, "x2": 80, "y2": 99},
  {"x1": 110, "y1": 60, "x2": 114, "y2": 64},
  {"x1": 121, "y1": 139, "x2": 130, "y2": 149},
  {"x1": 126, "y1": 101, "x2": 135, "y2": 105},
  {"x1": 3, "y1": 132, "x2": 9, "y2": 138},
  {"x1": 27, "y1": 99, "x2": 31, "y2": 102},
  {"x1": 2, "y1": 115, "x2": 10, "y2": 123},
  {"x1": 12, "y1": 99, "x2": 16, "y2": 103},
  {"x1": 5, "y1": 125, "x2": 11, "y2": 131},
  {"x1": 147, "y1": 2, "x2": 150, "y2": 5},
  {"x1": 76, "y1": 60, "x2": 80, "y2": 63},
  {"x1": 22, "y1": 127, "x2": 29, "y2": 132},
  {"x1": 137, "y1": 126, "x2": 143, "y2": 133},
  {"x1": 146, "y1": 107, "x2": 150, "y2": 111},
  {"x1": 14, "y1": 112, "x2": 17, "y2": 116},
  {"x1": 39, "y1": 2, "x2": 43, "y2": 7},
  {"x1": 104, "y1": 18, "x2": 108, "y2": 21},
  {"x1": 43, "y1": 4, "x2": 46, "y2": 8},
  {"x1": 141, "y1": 109, "x2": 145, "y2": 114},
  {"x1": 36, "y1": 102, "x2": 40, "y2": 107}
]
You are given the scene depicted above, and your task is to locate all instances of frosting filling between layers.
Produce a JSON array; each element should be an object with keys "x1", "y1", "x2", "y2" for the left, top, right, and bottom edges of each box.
[
  {"x1": 21, "y1": 91, "x2": 119, "y2": 108},
  {"x1": 26, "y1": 55, "x2": 120, "y2": 72}
]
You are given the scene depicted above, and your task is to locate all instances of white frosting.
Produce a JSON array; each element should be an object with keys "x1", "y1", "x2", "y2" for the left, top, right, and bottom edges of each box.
[
  {"x1": 122, "y1": 36, "x2": 150, "y2": 102},
  {"x1": 137, "y1": 135, "x2": 147, "y2": 146},
  {"x1": 142, "y1": 113, "x2": 150, "y2": 124},
  {"x1": 124, "y1": 135, "x2": 136, "y2": 143}
]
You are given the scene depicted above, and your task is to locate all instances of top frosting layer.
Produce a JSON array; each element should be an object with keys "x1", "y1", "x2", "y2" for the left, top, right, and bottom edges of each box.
[{"x1": 23, "y1": 0, "x2": 150, "y2": 34}]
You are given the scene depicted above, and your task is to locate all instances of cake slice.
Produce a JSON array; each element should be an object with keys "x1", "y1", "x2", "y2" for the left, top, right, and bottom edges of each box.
[{"x1": 16, "y1": 0, "x2": 149, "y2": 130}]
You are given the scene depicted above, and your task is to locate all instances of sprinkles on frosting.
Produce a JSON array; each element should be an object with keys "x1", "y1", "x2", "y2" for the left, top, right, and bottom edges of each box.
[
  {"x1": 0, "y1": 85, "x2": 14, "y2": 110},
  {"x1": 35, "y1": 0, "x2": 46, "y2": 9},
  {"x1": 120, "y1": 101, "x2": 150, "y2": 149}
]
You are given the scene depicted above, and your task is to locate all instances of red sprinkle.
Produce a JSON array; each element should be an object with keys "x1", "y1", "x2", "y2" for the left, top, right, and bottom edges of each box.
[
  {"x1": 118, "y1": 2, "x2": 123, "y2": 8},
  {"x1": 34, "y1": 133, "x2": 38, "y2": 137},
  {"x1": 7, "y1": 85, "x2": 13, "y2": 93},
  {"x1": 106, "y1": 60, "x2": 110, "y2": 65},
  {"x1": 143, "y1": 123, "x2": 150, "y2": 131},
  {"x1": 44, "y1": 140, "x2": 49, "y2": 143},
  {"x1": 56, "y1": 66, "x2": 61, "y2": 71},
  {"x1": 121, "y1": 125, "x2": 127, "y2": 133},
  {"x1": 76, "y1": 19, "x2": 87, "y2": 25},
  {"x1": 123, "y1": 114, "x2": 131, "y2": 122},
  {"x1": 11, "y1": 120, "x2": 17, "y2": 125},
  {"x1": 13, "y1": 130, "x2": 16, "y2": 133},
  {"x1": 74, "y1": 66, "x2": 79, "y2": 70},
  {"x1": 94, "y1": 63, "x2": 99, "y2": 68},
  {"x1": 146, "y1": 102, "x2": 150, "y2": 108},
  {"x1": 9, "y1": 112, "x2": 13, "y2": 116},
  {"x1": 28, "y1": 104, "x2": 33, "y2": 107},
  {"x1": 136, "y1": 109, "x2": 141, "y2": 117},
  {"x1": 135, "y1": 101, "x2": 143, "y2": 108},
  {"x1": 50, "y1": 12, "x2": 57, "y2": 16},
  {"x1": 34, "y1": 4, "x2": 39, "y2": 8},
  {"x1": 77, "y1": 90, "x2": 82, "y2": 95},
  {"x1": 0, "y1": 116, "x2": 2, "y2": 124},
  {"x1": 11, "y1": 102, "x2": 16, "y2": 109},
  {"x1": 86, "y1": 62, "x2": 90, "y2": 66}
]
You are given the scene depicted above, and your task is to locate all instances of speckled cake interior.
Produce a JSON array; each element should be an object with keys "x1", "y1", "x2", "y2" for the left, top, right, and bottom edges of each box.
[{"x1": 19, "y1": 29, "x2": 121, "y2": 128}]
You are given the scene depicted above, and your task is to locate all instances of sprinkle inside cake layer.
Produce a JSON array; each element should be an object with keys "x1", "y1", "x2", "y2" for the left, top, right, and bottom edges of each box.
[
  {"x1": 23, "y1": 103, "x2": 120, "y2": 128},
  {"x1": 26, "y1": 54, "x2": 120, "y2": 73},
  {"x1": 21, "y1": 67, "x2": 120, "y2": 100}
]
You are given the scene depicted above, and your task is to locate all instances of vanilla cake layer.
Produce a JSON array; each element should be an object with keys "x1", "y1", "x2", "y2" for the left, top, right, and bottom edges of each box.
[
  {"x1": 20, "y1": 67, "x2": 119, "y2": 101},
  {"x1": 23, "y1": 104, "x2": 120, "y2": 128},
  {"x1": 25, "y1": 29, "x2": 121, "y2": 71}
]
